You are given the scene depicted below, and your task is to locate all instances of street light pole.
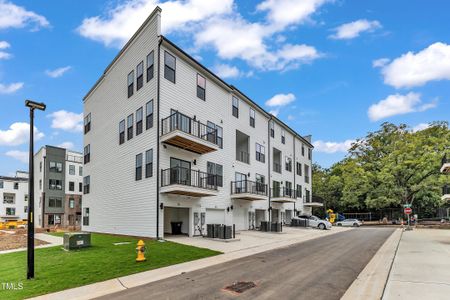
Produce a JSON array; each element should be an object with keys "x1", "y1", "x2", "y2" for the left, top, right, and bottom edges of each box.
[{"x1": 25, "y1": 100, "x2": 46, "y2": 280}]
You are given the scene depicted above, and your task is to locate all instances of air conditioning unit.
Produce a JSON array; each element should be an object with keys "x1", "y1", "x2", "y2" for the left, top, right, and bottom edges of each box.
[{"x1": 63, "y1": 232, "x2": 91, "y2": 250}]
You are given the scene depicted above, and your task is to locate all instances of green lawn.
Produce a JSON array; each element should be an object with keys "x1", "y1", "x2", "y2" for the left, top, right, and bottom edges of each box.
[{"x1": 0, "y1": 233, "x2": 220, "y2": 300}]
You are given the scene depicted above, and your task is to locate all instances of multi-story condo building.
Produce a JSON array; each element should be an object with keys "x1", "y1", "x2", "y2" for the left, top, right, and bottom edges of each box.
[
  {"x1": 0, "y1": 171, "x2": 28, "y2": 222},
  {"x1": 441, "y1": 153, "x2": 449, "y2": 201},
  {"x1": 34, "y1": 146, "x2": 83, "y2": 228},
  {"x1": 82, "y1": 7, "x2": 317, "y2": 238}
]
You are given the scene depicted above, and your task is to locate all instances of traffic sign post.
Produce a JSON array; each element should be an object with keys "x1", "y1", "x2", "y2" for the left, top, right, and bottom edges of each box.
[{"x1": 404, "y1": 207, "x2": 413, "y2": 231}]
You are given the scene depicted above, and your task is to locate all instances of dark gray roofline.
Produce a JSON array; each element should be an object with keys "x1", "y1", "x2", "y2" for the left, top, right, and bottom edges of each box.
[{"x1": 0, "y1": 176, "x2": 28, "y2": 182}]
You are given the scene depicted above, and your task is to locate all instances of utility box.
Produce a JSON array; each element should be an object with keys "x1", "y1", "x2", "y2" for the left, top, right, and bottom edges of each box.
[{"x1": 63, "y1": 232, "x2": 91, "y2": 250}]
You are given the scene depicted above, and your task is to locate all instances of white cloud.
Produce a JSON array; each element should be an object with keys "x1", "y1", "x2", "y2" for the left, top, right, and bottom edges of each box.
[
  {"x1": 411, "y1": 123, "x2": 430, "y2": 132},
  {"x1": 214, "y1": 63, "x2": 241, "y2": 79},
  {"x1": 57, "y1": 141, "x2": 75, "y2": 150},
  {"x1": 381, "y1": 42, "x2": 450, "y2": 88},
  {"x1": 0, "y1": 41, "x2": 10, "y2": 49},
  {"x1": 0, "y1": 0, "x2": 50, "y2": 30},
  {"x1": 0, "y1": 40, "x2": 11, "y2": 60},
  {"x1": 265, "y1": 93, "x2": 296, "y2": 107},
  {"x1": 0, "y1": 82, "x2": 24, "y2": 94},
  {"x1": 5, "y1": 150, "x2": 28, "y2": 163},
  {"x1": 45, "y1": 66, "x2": 72, "y2": 78},
  {"x1": 368, "y1": 92, "x2": 437, "y2": 121},
  {"x1": 372, "y1": 58, "x2": 390, "y2": 68},
  {"x1": 313, "y1": 139, "x2": 355, "y2": 153},
  {"x1": 329, "y1": 19, "x2": 381, "y2": 40},
  {"x1": 287, "y1": 115, "x2": 295, "y2": 121},
  {"x1": 268, "y1": 109, "x2": 279, "y2": 117},
  {"x1": 0, "y1": 122, "x2": 44, "y2": 146},
  {"x1": 48, "y1": 110, "x2": 83, "y2": 133}
]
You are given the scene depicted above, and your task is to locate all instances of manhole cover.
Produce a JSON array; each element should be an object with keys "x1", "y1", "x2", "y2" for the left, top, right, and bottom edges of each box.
[{"x1": 224, "y1": 281, "x2": 256, "y2": 294}]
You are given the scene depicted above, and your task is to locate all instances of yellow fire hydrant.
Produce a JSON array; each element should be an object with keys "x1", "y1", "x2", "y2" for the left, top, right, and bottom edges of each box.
[{"x1": 136, "y1": 240, "x2": 147, "y2": 262}]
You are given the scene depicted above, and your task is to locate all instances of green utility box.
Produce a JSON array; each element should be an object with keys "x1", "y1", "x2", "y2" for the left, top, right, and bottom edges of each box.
[{"x1": 63, "y1": 232, "x2": 91, "y2": 250}]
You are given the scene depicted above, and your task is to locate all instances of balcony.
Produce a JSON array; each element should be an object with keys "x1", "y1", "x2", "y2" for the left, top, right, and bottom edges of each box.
[
  {"x1": 442, "y1": 185, "x2": 450, "y2": 201},
  {"x1": 161, "y1": 111, "x2": 220, "y2": 154},
  {"x1": 441, "y1": 154, "x2": 450, "y2": 174},
  {"x1": 273, "y1": 148, "x2": 282, "y2": 173},
  {"x1": 304, "y1": 196, "x2": 324, "y2": 207},
  {"x1": 160, "y1": 167, "x2": 218, "y2": 197},
  {"x1": 236, "y1": 130, "x2": 250, "y2": 164},
  {"x1": 236, "y1": 151, "x2": 250, "y2": 164},
  {"x1": 231, "y1": 180, "x2": 267, "y2": 201},
  {"x1": 271, "y1": 187, "x2": 296, "y2": 203}
]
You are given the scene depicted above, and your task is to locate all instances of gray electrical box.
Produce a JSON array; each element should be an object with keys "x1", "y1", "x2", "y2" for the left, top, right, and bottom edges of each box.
[{"x1": 63, "y1": 232, "x2": 91, "y2": 250}]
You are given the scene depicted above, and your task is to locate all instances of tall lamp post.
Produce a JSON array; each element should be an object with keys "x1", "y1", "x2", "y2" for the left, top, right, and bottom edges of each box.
[{"x1": 25, "y1": 100, "x2": 46, "y2": 280}]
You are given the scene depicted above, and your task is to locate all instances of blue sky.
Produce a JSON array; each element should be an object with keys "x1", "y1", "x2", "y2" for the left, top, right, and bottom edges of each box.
[{"x1": 0, "y1": 0, "x2": 449, "y2": 175}]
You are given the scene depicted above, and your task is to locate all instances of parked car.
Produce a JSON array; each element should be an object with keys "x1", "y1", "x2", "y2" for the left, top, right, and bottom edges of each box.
[
  {"x1": 335, "y1": 219, "x2": 362, "y2": 227},
  {"x1": 296, "y1": 215, "x2": 332, "y2": 230}
]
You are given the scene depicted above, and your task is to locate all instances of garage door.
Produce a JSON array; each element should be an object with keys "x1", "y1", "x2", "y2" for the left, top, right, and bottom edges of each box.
[
  {"x1": 206, "y1": 209, "x2": 225, "y2": 225},
  {"x1": 233, "y1": 207, "x2": 248, "y2": 231}
]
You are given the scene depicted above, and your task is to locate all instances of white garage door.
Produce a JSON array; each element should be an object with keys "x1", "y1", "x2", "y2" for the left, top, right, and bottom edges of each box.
[
  {"x1": 233, "y1": 207, "x2": 248, "y2": 231},
  {"x1": 206, "y1": 209, "x2": 225, "y2": 224}
]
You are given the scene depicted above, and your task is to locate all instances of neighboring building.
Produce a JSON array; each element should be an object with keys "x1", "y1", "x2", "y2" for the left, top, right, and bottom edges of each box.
[
  {"x1": 82, "y1": 7, "x2": 316, "y2": 238},
  {"x1": 0, "y1": 171, "x2": 28, "y2": 222},
  {"x1": 441, "y1": 153, "x2": 449, "y2": 201},
  {"x1": 34, "y1": 146, "x2": 83, "y2": 228}
]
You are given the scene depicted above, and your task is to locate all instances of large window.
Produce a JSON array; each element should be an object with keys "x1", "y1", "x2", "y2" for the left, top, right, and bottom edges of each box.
[
  {"x1": 147, "y1": 51, "x2": 154, "y2": 82},
  {"x1": 84, "y1": 113, "x2": 91, "y2": 134},
  {"x1": 127, "y1": 70, "x2": 134, "y2": 98},
  {"x1": 119, "y1": 119, "x2": 125, "y2": 145},
  {"x1": 69, "y1": 198, "x2": 75, "y2": 209},
  {"x1": 49, "y1": 179, "x2": 62, "y2": 190},
  {"x1": 305, "y1": 164, "x2": 310, "y2": 183},
  {"x1": 14, "y1": 182, "x2": 18, "y2": 189},
  {"x1": 286, "y1": 181, "x2": 293, "y2": 196},
  {"x1": 136, "y1": 61, "x2": 144, "y2": 90},
  {"x1": 296, "y1": 184, "x2": 302, "y2": 198},
  {"x1": 83, "y1": 176, "x2": 90, "y2": 194},
  {"x1": 308, "y1": 148, "x2": 312, "y2": 160},
  {"x1": 197, "y1": 74, "x2": 206, "y2": 100},
  {"x1": 207, "y1": 121, "x2": 223, "y2": 148},
  {"x1": 136, "y1": 107, "x2": 143, "y2": 136},
  {"x1": 164, "y1": 51, "x2": 176, "y2": 83},
  {"x1": 256, "y1": 143, "x2": 265, "y2": 163},
  {"x1": 6, "y1": 207, "x2": 15, "y2": 216},
  {"x1": 127, "y1": 114, "x2": 134, "y2": 140},
  {"x1": 249, "y1": 108, "x2": 255, "y2": 127},
  {"x1": 69, "y1": 181, "x2": 74, "y2": 191},
  {"x1": 145, "y1": 149, "x2": 153, "y2": 178},
  {"x1": 270, "y1": 121, "x2": 275, "y2": 138},
  {"x1": 79, "y1": 166, "x2": 83, "y2": 176},
  {"x1": 296, "y1": 162, "x2": 302, "y2": 176},
  {"x1": 232, "y1": 96, "x2": 239, "y2": 118},
  {"x1": 3, "y1": 193, "x2": 15, "y2": 204},
  {"x1": 135, "y1": 153, "x2": 143, "y2": 181},
  {"x1": 255, "y1": 174, "x2": 265, "y2": 193},
  {"x1": 146, "y1": 100, "x2": 154, "y2": 129},
  {"x1": 301, "y1": 144, "x2": 305, "y2": 156},
  {"x1": 50, "y1": 161, "x2": 63, "y2": 173},
  {"x1": 207, "y1": 162, "x2": 223, "y2": 187},
  {"x1": 49, "y1": 197, "x2": 63, "y2": 208},
  {"x1": 69, "y1": 165, "x2": 75, "y2": 175},
  {"x1": 285, "y1": 156, "x2": 292, "y2": 172},
  {"x1": 83, "y1": 208, "x2": 89, "y2": 226},
  {"x1": 79, "y1": 182, "x2": 82, "y2": 192},
  {"x1": 84, "y1": 144, "x2": 90, "y2": 164},
  {"x1": 281, "y1": 129, "x2": 286, "y2": 144}
]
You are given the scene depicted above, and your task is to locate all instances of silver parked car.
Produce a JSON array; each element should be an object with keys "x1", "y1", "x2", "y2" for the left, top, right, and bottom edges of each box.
[
  {"x1": 296, "y1": 215, "x2": 332, "y2": 230},
  {"x1": 335, "y1": 219, "x2": 362, "y2": 227}
]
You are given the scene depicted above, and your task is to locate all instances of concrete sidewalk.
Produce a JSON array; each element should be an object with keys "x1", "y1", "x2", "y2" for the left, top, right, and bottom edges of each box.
[
  {"x1": 383, "y1": 229, "x2": 450, "y2": 300},
  {"x1": 0, "y1": 233, "x2": 63, "y2": 255}
]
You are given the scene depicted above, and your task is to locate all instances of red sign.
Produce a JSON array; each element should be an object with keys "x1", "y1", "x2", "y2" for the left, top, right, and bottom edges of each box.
[{"x1": 404, "y1": 207, "x2": 412, "y2": 215}]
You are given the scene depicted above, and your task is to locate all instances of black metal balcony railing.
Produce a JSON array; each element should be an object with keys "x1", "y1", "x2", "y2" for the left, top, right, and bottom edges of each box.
[
  {"x1": 271, "y1": 187, "x2": 296, "y2": 199},
  {"x1": 236, "y1": 151, "x2": 250, "y2": 164},
  {"x1": 443, "y1": 185, "x2": 450, "y2": 195},
  {"x1": 161, "y1": 166, "x2": 218, "y2": 190},
  {"x1": 273, "y1": 162, "x2": 281, "y2": 173},
  {"x1": 161, "y1": 111, "x2": 219, "y2": 146},
  {"x1": 231, "y1": 180, "x2": 267, "y2": 196}
]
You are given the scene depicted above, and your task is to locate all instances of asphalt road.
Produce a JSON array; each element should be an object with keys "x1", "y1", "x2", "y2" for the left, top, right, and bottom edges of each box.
[{"x1": 98, "y1": 228, "x2": 394, "y2": 300}]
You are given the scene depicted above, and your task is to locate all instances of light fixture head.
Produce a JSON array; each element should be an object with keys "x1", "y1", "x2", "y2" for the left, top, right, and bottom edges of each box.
[{"x1": 25, "y1": 100, "x2": 46, "y2": 111}]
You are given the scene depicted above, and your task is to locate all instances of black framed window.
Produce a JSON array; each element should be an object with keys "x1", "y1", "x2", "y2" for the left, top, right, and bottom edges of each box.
[
  {"x1": 256, "y1": 143, "x2": 265, "y2": 163},
  {"x1": 296, "y1": 162, "x2": 302, "y2": 176},
  {"x1": 281, "y1": 129, "x2": 285, "y2": 144},
  {"x1": 302, "y1": 144, "x2": 305, "y2": 156},
  {"x1": 79, "y1": 166, "x2": 83, "y2": 176},
  {"x1": 127, "y1": 114, "x2": 133, "y2": 140},
  {"x1": 164, "y1": 51, "x2": 176, "y2": 83},
  {"x1": 135, "y1": 153, "x2": 143, "y2": 181},
  {"x1": 79, "y1": 182, "x2": 82, "y2": 192},
  {"x1": 49, "y1": 161, "x2": 63, "y2": 173},
  {"x1": 136, "y1": 107, "x2": 143, "y2": 136},
  {"x1": 69, "y1": 181, "x2": 74, "y2": 192},
  {"x1": 285, "y1": 157, "x2": 292, "y2": 172},
  {"x1": 49, "y1": 179, "x2": 62, "y2": 190},
  {"x1": 207, "y1": 162, "x2": 223, "y2": 187},
  {"x1": 146, "y1": 100, "x2": 154, "y2": 129},
  {"x1": 197, "y1": 74, "x2": 206, "y2": 100},
  {"x1": 147, "y1": 51, "x2": 154, "y2": 82},
  {"x1": 232, "y1": 96, "x2": 239, "y2": 118},
  {"x1": 270, "y1": 121, "x2": 275, "y2": 138},
  {"x1": 127, "y1": 70, "x2": 134, "y2": 98},
  {"x1": 69, "y1": 165, "x2": 75, "y2": 175},
  {"x1": 83, "y1": 208, "x2": 89, "y2": 226},
  {"x1": 286, "y1": 181, "x2": 293, "y2": 196},
  {"x1": 49, "y1": 197, "x2": 63, "y2": 208},
  {"x1": 249, "y1": 108, "x2": 255, "y2": 127},
  {"x1": 84, "y1": 113, "x2": 91, "y2": 134},
  {"x1": 83, "y1": 176, "x2": 90, "y2": 194},
  {"x1": 136, "y1": 61, "x2": 144, "y2": 90},
  {"x1": 145, "y1": 149, "x2": 153, "y2": 178},
  {"x1": 256, "y1": 174, "x2": 266, "y2": 193},
  {"x1": 296, "y1": 184, "x2": 302, "y2": 198},
  {"x1": 305, "y1": 165, "x2": 310, "y2": 183},
  {"x1": 308, "y1": 148, "x2": 312, "y2": 160},
  {"x1": 119, "y1": 119, "x2": 125, "y2": 145},
  {"x1": 84, "y1": 144, "x2": 90, "y2": 164}
]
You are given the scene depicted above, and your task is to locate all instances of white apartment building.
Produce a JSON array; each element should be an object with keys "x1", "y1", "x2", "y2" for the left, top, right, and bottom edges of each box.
[
  {"x1": 0, "y1": 171, "x2": 29, "y2": 222},
  {"x1": 82, "y1": 7, "x2": 317, "y2": 238},
  {"x1": 34, "y1": 146, "x2": 83, "y2": 228}
]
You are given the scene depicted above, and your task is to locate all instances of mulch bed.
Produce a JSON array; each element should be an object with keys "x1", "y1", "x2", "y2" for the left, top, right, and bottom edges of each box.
[{"x1": 0, "y1": 231, "x2": 49, "y2": 251}]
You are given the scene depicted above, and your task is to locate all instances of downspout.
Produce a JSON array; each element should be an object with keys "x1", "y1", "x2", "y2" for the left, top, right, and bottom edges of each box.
[
  {"x1": 156, "y1": 38, "x2": 162, "y2": 239},
  {"x1": 293, "y1": 136, "x2": 296, "y2": 217},
  {"x1": 268, "y1": 116, "x2": 272, "y2": 224}
]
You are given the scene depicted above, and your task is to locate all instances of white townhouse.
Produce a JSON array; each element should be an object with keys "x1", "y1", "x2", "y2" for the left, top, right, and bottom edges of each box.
[
  {"x1": 0, "y1": 171, "x2": 29, "y2": 222},
  {"x1": 82, "y1": 7, "x2": 318, "y2": 238}
]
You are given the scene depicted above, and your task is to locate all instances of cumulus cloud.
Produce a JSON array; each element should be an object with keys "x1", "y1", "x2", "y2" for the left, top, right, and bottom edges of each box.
[
  {"x1": 265, "y1": 93, "x2": 296, "y2": 107},
  {"x1": 372, "y1": 58, "x2": 390, "y2": 68},
  {"x1": 0, "y1": 0, "x2": 50, "y2": 30},
  {"x1": 0, "y1": 40, "x2": 11, "y2": 60},
  {"x1": 5, "y1": 150, "x2": 28, "y2": 163},
  {"x1": 0, "y1": 122, "x2": 44, "y2": 146},
  {"x1": 214, "y1": 63, "x2": 241, "y2": 79},
  {"x1": 329, "y1": 19, "x2": 381, "y2": 40},
  {"x1": 48, "y1": 110, "x2": 83, "y2": 133},
  {"x1": 368, "y1": 92, "x2": 437, "y2": 122},
  {"x1": 411, "y1": 123, "x2": 430, "y2": 132},
  {"x1": 57, "y1": 141, "x2": 75, "y2": 150},
  {"x1": 381, "y1": 42, "x2": 450, "y2": 88},
  {"x1": 0, "y1": 82, "x2": 24, "y2": 94},
  {"x1": 45, "y1": 66, "x2": 72, "y2": 78},
  {"x1": 268, "y1": 109, "x2": 279, "y2": 117},
  {"x1": 313, "y1": 139, "x2": 355, "y2": 153}
]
